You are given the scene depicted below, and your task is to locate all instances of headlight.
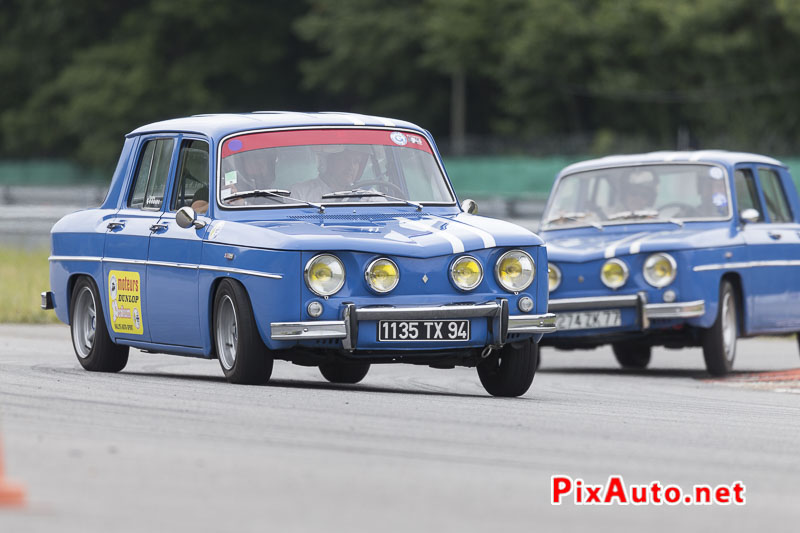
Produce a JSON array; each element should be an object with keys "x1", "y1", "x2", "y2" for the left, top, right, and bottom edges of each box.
[
  {"x1": 450, "y1": 255, "x2": 483, "y2": 291},
  {"x1": 495, "y1": 250, "x2": 535, "y2": 292},
  {"x1": 601, "y1": 258, "x2": 628, "y2": 289},
  {"x1": 548, "y1": 263, "x2": 562, "y2": 292},
  {"x1": 643, "y1": 253, "x2": 677, "y2": 288},
  {"x1": 365, "y1": 257, "x2": 399, "y2": 293},
  {"x1": 304, "y1": 254, "x2": 345, "y2": 297}
]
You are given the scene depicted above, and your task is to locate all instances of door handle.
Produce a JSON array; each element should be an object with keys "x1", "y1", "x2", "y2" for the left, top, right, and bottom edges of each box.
[
  {"x1": 768, "y1": 231, "x2": 782, "y2": 240},
  {"x1": 107, "y1": 221, "x2": 125, "y2": 230},
  {"x1": 149, "y1": 223, "x2": 169, "y2": 232}
]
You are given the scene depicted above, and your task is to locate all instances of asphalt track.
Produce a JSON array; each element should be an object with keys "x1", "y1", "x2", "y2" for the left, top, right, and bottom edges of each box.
[{"x1": 1, "y1": 324, "x2": 799, "y2": 532}]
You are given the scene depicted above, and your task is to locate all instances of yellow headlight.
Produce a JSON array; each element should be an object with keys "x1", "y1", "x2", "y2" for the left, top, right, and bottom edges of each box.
[
  {"x1": 365, "y1": 258, "x2": 399, "y2": 293},
  {"x1": 495, "y1": 250, "x2": 535, "y2": 292},
  {"x1": 451, "y1": 256, "x2": 483, "y2": 291},
  {"x1": 304, "y1": 254, "x2": 345, "y2": 296},
  {"x1": 601, "y1": 259, "x2": 628, "y2": 289},
  {"x1": 548, "y1": 263, "x2": 561, "y2": 292},
  {"x1": 643, "y1": 253, "x2": 677, "y2": 288}
]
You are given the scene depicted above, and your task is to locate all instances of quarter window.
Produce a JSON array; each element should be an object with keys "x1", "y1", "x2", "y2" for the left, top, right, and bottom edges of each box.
[
  {"x1": 758, "y1": 169, "x2": 792, "y2": 223},
  {"x1": 734, "y1": 169, "x2": 763, "y2": 221},
  {"x1": 129, "y1": 138, "x2": 175, "y2": 210}
]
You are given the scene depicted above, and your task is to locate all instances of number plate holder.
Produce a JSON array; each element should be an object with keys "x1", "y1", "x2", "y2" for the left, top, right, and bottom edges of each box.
[{"x1": 377, "y1": 320, "x2": 470, "y2": 342}]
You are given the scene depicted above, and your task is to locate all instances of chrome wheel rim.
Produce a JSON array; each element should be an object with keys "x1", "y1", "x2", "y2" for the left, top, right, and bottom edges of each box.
[
  {"x1": 72, "y1": 286, "x2": 96, "y2": 359},
  {"x1": 721, "y1": 289, "x2": 736, "y2": 362},
  {"x1": 216, "y1": 295, "x2": 238, "y2": 370}
]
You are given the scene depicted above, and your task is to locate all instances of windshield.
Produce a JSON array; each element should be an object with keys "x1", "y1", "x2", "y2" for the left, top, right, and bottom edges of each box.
[
  {"x1": 217, "y1": 129, "x2": 454, "y2": 207},
  {"x1": 542, "y1": 164, "x2": 731, "y2": 229}
]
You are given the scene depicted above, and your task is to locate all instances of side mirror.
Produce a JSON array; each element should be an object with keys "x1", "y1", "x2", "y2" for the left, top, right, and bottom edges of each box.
[
  {"x1": 740, "y1": 208, "x2": 760, "y2": 224},
  {"x1": 462, "y1": 198, "x2": 479, "y2": 215},
  {"x1": 176, "y1": 206, "x2": 206, "y2": 229}
]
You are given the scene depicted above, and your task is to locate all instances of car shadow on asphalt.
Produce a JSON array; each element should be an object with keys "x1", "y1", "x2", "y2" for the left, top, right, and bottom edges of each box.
[
  {"x1": 538, "y1": 366, "x2": 712, "y2": 380},
  {"x1": 121, "y1": 370, "x2": 500, "y2": 400}
]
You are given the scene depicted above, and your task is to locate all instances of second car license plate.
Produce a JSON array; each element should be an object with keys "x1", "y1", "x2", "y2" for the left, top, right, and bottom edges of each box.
[
  {"x1": 378, "y1": 320, "x2": 470, "y2": 341},
  {"x1": 556, "y1": 309, "x2": 622, "y2": 331}
]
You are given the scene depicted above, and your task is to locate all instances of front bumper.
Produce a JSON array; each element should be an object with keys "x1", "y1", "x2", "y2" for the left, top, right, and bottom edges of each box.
[
  {"x1": 548, "y1": 292, "x2": 705, "y2": 330},
  {"x1": 270, "y1": 299, "x2": 557, "y2": 350}
]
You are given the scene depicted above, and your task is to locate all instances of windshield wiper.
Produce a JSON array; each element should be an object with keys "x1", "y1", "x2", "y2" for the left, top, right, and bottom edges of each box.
[
  {"x1": 321, "y1": 189, "x2": 423, "y2": 211},
  {"x1": 223, "y1": 188, "x2": 325, "y2": 213},
  {"x1": 607, "y1": 209, "x2": 659, "y2": 221},
  {"x1": 543, "y1": 211, "x2": 602, "y2": 230}
]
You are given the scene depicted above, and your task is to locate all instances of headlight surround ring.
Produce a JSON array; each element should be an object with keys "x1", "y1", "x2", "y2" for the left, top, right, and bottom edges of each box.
[
  {"x1": 304, "y1": 253, "x2": 346, "y2": 297},
  {"x1": 495, "y1": 249, "x2": 535, "y2": 293},
  {"x1": 450, "y1": 255, "x2": 484, "y2": 291},
  {"x1": 600, "y1": 258, "x2": 629, "y2": 289},
  {"x1": 365, "y1": 257, "x2": 400, "y2": 294},
  {"x1": 643, "y1": 253, "x2": 677, "y2": 288}
]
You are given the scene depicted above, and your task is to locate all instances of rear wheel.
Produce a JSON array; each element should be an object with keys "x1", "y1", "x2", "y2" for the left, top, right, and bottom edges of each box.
[
  {"x1": 70, "y1": 277, "x2": 129, "y2": 372},
  {"x1": 702, "y1": 280, "x2": 737, "y2": 376},
  {"x1": 319, "y1": 360, "x2": 370, "y2": 384},
  {"x1": 214, "y1": 279, "x2": 273, "y2": 384},
  {"x1": 477, "y1": 340, "x2": 538, "y2": 397},
  {"x1": 612, "y1": 342, "x2": 651, "y2": 369}
]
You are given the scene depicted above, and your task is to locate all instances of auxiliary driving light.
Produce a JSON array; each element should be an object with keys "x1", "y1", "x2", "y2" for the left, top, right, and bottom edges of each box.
[
  {"x1": 365, "y1": 257, "x2": 399, "y2": 293},
  {"x1": 601, "y1": 258, "x2": 628, "y2": 289},
  {"x1": 450, "y1": 256, "x2": 483, "y2": 291}
]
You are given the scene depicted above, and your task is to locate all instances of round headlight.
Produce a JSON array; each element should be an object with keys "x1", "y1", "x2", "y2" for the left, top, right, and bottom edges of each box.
[
  {"x1": 304, "y1": 254, "x2": 345, "y2": 297},
  {"x1": 548, "y1": 263, "x2": 562, "y2": 292},
  {"x1": 601, "y1": 258, "x2": 629, "y2": 289},
  {"x1": 450, "y1": 255, "x2": 483, "y2": 291},
  {"x1": 495, "y1": 250, "x2": 535, "y2": 292},
  {"x1": 643, "y1": 253, "x2": 677, "y2": 288},
  {"x1": 365, "y1": 258, "x2": 399, "y2": 293}
]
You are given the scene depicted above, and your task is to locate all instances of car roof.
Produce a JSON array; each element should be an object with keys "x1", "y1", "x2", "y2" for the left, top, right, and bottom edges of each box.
[
  {"x1": 126, "y1": 112, "x2": 425, "y2": 139},
  {"x1": 560, "y1": 150, "x2": 786, "y2": 175}
]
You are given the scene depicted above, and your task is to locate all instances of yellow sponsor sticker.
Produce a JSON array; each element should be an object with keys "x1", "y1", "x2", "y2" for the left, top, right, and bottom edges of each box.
[{"x1": 108, "y1": 270, "x2": 143, "y2": 335}]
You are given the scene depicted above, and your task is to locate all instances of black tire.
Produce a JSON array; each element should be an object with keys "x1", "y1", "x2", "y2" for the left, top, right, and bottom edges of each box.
[
  {"x1": 702, "y1": 280, "x2": 738, "y2": 376},
  {"x1": 319, "y1": 360, "x2": 370, "y2": 384},
  {"x1": 477, "y1": 340, "x2": 539, "y2": 397},
  {"x1": 213, "y1": 279, "x2": 273, "y2": 384},
  {"x1": 70, "y1": 276, "x2": 129, "y2": 372},
  {"x1": 612, "y1": 342, "x2": 651, "y2": 369}
]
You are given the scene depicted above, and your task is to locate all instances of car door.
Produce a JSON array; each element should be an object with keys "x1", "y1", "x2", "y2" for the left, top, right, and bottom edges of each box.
[
  {"x1": 103, "y1": 136, "x2": 177, "y2": 343},
  {"x1": 146, "y1": 138, "x2": 210, "y2": 347},
  {"x1": 735, "y1": 164, "x2": 800, "y2": 331}
]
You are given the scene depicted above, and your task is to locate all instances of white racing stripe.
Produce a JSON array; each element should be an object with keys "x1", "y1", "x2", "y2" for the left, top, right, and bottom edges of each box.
[
  {"x1": 398, "y1": 217, "x2": 465, "y2": 253},
  {"x1": 441, "y1": 215, "x2": 496, "y2": 249},
  {"x1": 604, "y1": 232, "x2": 649, "y2": 258},
  {"x1": 628, "y1": 231, "x2": 671, "y2": 255}
]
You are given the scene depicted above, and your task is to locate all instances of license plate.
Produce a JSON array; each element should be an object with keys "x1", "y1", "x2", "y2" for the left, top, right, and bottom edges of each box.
[
  {"x1": 377, "y1": 320, "x2": 470, "y2": 341},
  {"x1": 556, "y1": 309, "x2": 622, "y2": 331}
]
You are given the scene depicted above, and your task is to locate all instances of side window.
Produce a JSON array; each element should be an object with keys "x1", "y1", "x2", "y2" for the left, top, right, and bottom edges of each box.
[
  {"x1": 734, "y1": 169, "x2": 763, "y2": 221},
  {"x1": 129, "y1": 138, "x2": 175, "y2": 210},
  {"x1": 758, "y1": 168, "x2": 793, "y2": 223},
  {"x1": 172, "y1": 140, "x2": 210, "y2": 213}
]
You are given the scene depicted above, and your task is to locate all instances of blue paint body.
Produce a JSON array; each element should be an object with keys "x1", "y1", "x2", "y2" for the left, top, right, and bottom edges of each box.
[
  {"x1": 541, "y1": 151, "x2": 800, "y2": 349},
  {"x1": 48, "y1": 112, "x2": 549, "y2": 362}
]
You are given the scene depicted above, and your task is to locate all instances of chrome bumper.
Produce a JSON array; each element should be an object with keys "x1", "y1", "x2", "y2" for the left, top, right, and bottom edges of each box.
[
  {"x1": 548, "y1": 292, "x2": 705, "y2": 330},
  {"x1": 271, "y1": 299, "x2": 557, "y2": 350}
]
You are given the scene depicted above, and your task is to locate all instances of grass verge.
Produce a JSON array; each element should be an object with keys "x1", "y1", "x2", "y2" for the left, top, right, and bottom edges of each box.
[{"x1": 0, "y1": 247, "x2": 60, "y2": 324}]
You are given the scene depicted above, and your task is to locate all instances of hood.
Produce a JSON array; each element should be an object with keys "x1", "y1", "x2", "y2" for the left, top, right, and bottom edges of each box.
[
  {"x1": 207, "y1": 211, "x2": 543, "y2": 258},
  {"x1": 543, "y1": 224, "x2": 735, "y2": 262}
]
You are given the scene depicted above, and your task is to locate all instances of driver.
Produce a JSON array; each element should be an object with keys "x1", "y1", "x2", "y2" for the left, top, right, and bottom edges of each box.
[
  {"x1": 290, "y1": 146, "x2": 369, "y2": 202},
  {"x1": 219, "y1": 150, "x2": 277, "y2": 206},
  {"x1": 621, "y1": 170, "x2": 657, "y2": 211}
]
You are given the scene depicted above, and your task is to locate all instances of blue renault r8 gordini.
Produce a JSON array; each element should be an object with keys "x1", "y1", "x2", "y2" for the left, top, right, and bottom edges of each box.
[{"x1": 42, "y1": 112, "x2": 556, "y2": 397}]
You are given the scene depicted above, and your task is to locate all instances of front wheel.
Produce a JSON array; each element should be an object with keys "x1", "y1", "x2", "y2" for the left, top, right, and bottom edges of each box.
[
  {"x1": 612, "y1": 342, "x2": 651, "y2": 369},
  {"x1": 702, "y1": 280, "x2": 738, "y2": 376},
  {"x1": 214, "y1": 279, "x2": 273, "y2": 384},
  {"x1": 477, "y1": 340, "x2": 539, "y2": 397},
  {"x1": 319, "y1": 360, "x2": 370, "y2": 384},
  {"x1": 70, "y1": 276, "x2": 129, "y2": 372}
]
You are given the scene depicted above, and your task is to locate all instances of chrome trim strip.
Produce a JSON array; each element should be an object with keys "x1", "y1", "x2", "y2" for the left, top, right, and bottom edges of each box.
[
  {"x1": 102, "y1": 257, "x2": 148, "y2": 265},
  {"x1": 271, "y1": 321, "x2": 347, "y2": 340},
  {"x1": 48, "y1": 255, "x2": 102, "y2": 262},
  {"x1": 355, "y1": 302, "x2": 500, "y2": 321},
  {"x1": 548, "y1": 295, "x2": 640, "y2": 312},
  {"x1": 508, "y1": 313, "x2": 557, "y2": 334},
  {"x1": 645, "y1": 300, "x2": 705, "y2": 319},
  {"x1": 693, "y1": 260, "x2": 800, "y2": 272},
  {"x1": 147, "y1": 260, "x2": 198, "y2": 270},
  {"x1": 199, "y1": 265, "x2": 282, "y2": 279}
]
